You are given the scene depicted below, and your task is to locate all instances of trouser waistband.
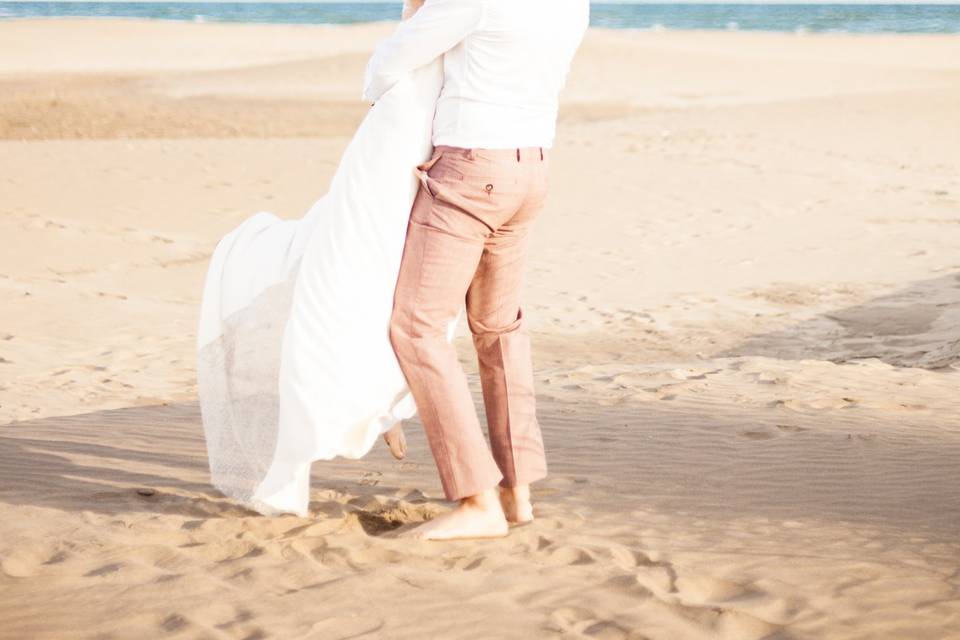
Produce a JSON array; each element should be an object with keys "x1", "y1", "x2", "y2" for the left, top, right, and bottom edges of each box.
[{"x1": 433, "y1": 145, "x2": 547, "y2": 162}]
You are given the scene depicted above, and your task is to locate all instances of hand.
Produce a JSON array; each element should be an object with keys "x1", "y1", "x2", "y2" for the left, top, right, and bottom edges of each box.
[{"x1": 401, "y1": 0, "x2": 425, "y2": 20}]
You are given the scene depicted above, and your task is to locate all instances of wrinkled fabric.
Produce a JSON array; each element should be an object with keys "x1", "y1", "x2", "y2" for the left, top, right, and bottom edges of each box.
[
  {"x1": 388, "y1": 145, "x2": 551, "y2": 501},
  {"x1": 197, "y1": 55, "x2": 457, "y2": 517}
]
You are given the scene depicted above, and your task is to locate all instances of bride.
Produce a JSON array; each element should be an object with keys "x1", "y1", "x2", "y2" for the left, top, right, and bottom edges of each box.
[{"x1": 196, "y1": 0, "x2": 447, "y2": 517}]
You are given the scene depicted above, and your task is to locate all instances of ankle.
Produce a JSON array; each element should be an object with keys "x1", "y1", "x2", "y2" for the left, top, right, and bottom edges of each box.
[
  {"x1": 461, "y1": 487, "x2": 504, "y2": 511},
  {"x1": 499, "y1": 484, "x2": 531, "y2": 502}
]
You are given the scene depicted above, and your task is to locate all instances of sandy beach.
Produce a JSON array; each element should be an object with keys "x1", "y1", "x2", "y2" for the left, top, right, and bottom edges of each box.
[{"x1": 1, "y1": 17, "x2": 959, "y2": 639}]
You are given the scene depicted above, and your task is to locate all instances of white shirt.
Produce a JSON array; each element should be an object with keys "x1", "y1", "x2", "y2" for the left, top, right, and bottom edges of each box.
[{"x1": 363, "y1": 0, "x2": 590, "y2": 149}]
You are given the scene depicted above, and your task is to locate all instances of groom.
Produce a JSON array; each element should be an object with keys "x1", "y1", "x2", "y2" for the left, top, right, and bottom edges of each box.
[{"x1": 363, "y1": 0, "x2": 589, "y2": 540}]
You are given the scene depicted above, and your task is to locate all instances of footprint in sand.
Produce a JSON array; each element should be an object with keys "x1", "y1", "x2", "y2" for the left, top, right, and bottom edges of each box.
[
  {"x1": 657, "y1": 573, "x2": 795, "y2": 637},
  {"x1": 739, "y1": 428, "x2": 778, "y2": 440},
  {"x1": 358, "y1": 470, "x2": 382, "y2": 486},
  {"x1": 738, "y1": 423, "x2": 810, "y2": 440},
  {"x1": 776, "y1": 424, "x2": 808, "y2": 434},
  {"x1": 675, "y1": 575, "x2": 760, "y2": 602},
  {"x1": 547, "y1": 607, "x2": 634, "y2": 640},
  {"x1": 153, "y1": 574, "x2": 181, "y2": 584},
  {"x1": 606, "y1": 546, "x2": 678, "y2": 594},
  {"x1": 159, "y1": 614, "x2": 189, "y2": 633},
  {"x1": 187, "y1": 540, "x2": 265, "y2": 564},
  {"x1": 652, "y1": 597, "x2": 781, "y2": 640},
  {"x1": 2, "y1": 542, "x2": 77, "y2": 578},
  {"x1": 84, "y1": 562, "x2": 123, "y2": 578},
  {"x1": 349, "y1": 500, "x2": 443, "y2": 537},
  {"x1": 444, "y1": 554, "x2": 487, "y2": 571},
  {"x1": 545, "y1": 545, "x2": 596, "y2": 566}
]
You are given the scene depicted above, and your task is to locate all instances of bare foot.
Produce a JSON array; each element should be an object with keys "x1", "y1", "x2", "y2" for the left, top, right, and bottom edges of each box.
[
  {"x1": 401, "y1": 487, "x2": 508, "y2": 541},
  {"x1": 498, "y1": 484, "x2": 534, "y2": 525},
  {"x1": 383, "y1": 424, "x2": 406, "y2": 460}
]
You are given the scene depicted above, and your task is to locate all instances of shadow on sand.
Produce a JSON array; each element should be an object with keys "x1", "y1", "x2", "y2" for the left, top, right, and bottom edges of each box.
[{"x1": 720, "y1": 271, "x2": 960, "y2": 369}]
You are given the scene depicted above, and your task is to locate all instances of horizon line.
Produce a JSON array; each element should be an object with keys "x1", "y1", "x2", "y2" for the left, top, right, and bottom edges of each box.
[{"x1": 2, "y1": 0, "x2": 959, "y2": 5}]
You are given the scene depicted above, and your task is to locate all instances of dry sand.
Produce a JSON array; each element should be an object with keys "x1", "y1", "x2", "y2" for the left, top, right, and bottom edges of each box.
[{"x1": 1, "y1": 18, "x2": 959, "y2": 640}]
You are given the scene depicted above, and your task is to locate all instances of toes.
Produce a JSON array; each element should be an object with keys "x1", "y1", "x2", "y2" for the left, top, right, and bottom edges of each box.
[{"x1": 383, "y1": 434, "x2": 405, "y2": 460}]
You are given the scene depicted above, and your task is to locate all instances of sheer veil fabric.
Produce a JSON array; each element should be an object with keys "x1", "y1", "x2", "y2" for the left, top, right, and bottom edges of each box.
[{"x1": 196, "y1": 32, "x2": 452, "y2": 516}]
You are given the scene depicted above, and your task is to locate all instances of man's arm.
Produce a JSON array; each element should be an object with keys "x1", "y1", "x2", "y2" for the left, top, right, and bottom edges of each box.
[{"x1": 362, "y1": 0, "x2": 484, "y2": 103}]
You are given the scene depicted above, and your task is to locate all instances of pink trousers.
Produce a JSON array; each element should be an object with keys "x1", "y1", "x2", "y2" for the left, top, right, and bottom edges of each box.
[{"x1": 389, "y1": 145, "x2": 550, "y2": 501}]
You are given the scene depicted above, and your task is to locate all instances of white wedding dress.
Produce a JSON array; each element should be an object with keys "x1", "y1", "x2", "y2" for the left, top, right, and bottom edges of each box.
[{"x1": 196, "y1": 35, "x2": 452, "y2": 517}]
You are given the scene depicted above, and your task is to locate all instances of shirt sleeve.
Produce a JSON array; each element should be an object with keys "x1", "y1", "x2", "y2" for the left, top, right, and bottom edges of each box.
[{"x1": 362, "y1": 0, "x2": 484, "y2": 102}]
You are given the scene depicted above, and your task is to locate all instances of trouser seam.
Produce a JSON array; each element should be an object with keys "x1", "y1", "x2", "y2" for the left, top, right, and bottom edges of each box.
[
  {"x1": 404, "y1": 222, "x2": 461, "y2": 500},
  {"x1": 497, "y1": 332, "x2": 518, "y2": 485}
]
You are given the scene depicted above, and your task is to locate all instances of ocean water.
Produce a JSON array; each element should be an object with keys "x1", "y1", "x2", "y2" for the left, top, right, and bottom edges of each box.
[{"x1": 0, "y1": 2, "x2": 958, "y2": 34}]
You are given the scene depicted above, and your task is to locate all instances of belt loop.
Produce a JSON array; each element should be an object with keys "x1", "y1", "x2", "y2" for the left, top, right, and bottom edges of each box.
[
  {"x1": 516, "y1": 148, "x2": 520, "y2": 162},
  {"x1": 539, "y1": 147, "x2": 544, "y2": 161}
]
